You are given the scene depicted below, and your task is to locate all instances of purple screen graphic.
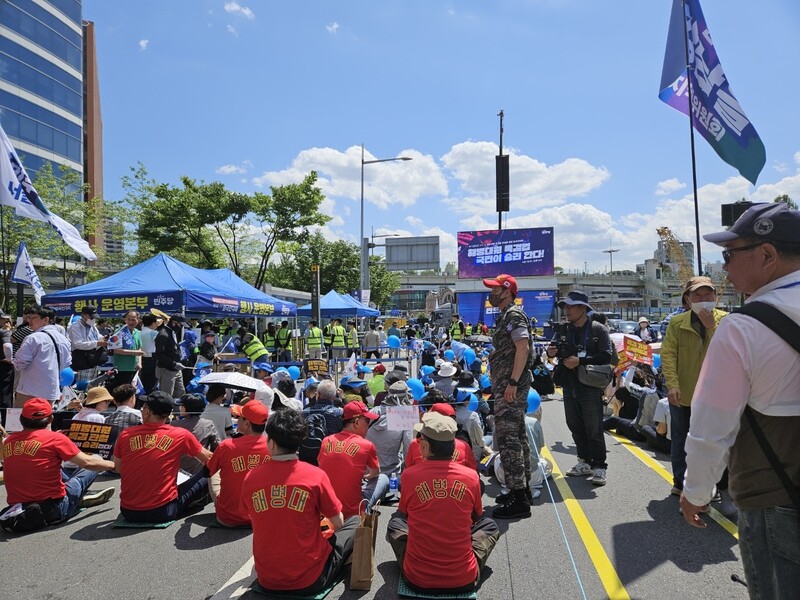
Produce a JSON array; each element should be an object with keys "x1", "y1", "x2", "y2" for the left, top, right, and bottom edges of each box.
[{"x1": 457, "y1": 228, "x2": 554, "y2": 279}]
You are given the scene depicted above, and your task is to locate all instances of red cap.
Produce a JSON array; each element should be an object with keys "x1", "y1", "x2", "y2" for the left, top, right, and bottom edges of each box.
[
  {"x1": 483, "y1": 274, "x2": 517, "y2": 295},
  {"x1": 21, "y1": 398, "x2": 53, "y2": 419},
  {"x1": 373, "y1": 363, "x2": 386, "y2": 374},
  {"x1": 343, "y1": 401, "x2": 379, "y2": 421},
  {"x1": 231, "y1": 401, "x2": 269, "y2": 426},
  {"x1": 429, "y1": 403, "x2": 456, "y2": 418}
]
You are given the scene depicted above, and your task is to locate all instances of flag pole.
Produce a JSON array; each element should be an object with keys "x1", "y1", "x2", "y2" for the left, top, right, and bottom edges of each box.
[
  {"x1": 681, "y1": 0, "x2": 703, "y2": 275},
  {"x1": 0, "y1": 207, "x2": 7, "y2": 311}
]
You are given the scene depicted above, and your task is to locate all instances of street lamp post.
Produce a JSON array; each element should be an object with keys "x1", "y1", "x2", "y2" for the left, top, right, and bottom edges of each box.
[
  {"x1": 602, "y1": 247, "x2": 619, "y2": 314},
  {"x1": 360, "y1": 144, "x2": 412, "y2": 299}
]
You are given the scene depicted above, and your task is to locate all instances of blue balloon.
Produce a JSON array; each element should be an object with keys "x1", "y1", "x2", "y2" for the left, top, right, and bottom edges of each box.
[
  {"x1": 406, "y1": 378, "x2": 426, "y2": 401},
  {"x1": 443, "y1": 349, "x2": 455, "y2": 361},
  {"x1": 467, "y1": 393, "x2": 479, "y2": 412},
  {"x1": 387, "y1": 335, "x2": 401, "y2": 349},
  {"x1": 60, "y1": 367, "x2": 75, "y2": 387},
  {"x1": 288, "y1": 365, "x2": 301, "y2": 380},
  {"x1": 653, "y1": 354, "x2": 661, "y2": 369},
  {"x1": 275, "y1": 366, "x2": 288, "y2": 372},
  {"x1": 480, "y1": 374, "x2": 491, "y2": 390},
  {"x1": 463, "y1": 348, "x2": 477, "y2": 366},
  {"x1": 527, "y1": 389, "x2": 541, "y2": 414}
]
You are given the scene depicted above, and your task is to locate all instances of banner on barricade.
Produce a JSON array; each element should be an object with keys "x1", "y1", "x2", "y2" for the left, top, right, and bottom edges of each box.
[
  {"x1": 66, "y1": 420, "x2": 120, "y2": 460},
  {"x1": 303, "y1": 358, "x2": 329, "y2": 378}
]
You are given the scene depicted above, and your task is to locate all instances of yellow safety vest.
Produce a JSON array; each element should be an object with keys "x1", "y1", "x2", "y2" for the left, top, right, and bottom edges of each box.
[
  {"x1": 262, "y1": 332, "x2": 276, "y2": 351},
  {"x1": 348, "y1": 328, "x2": 358, "y2": 348},
  {"x1": 324, "y1": 324, "x2": 334, "y2": 345},
  {"x1": 276, "y1": 327, "x2": 291, "y2": 348},
  {"x1": 465, "y1": 325, "x2": 473, "y2": 336},
  {"x1": 332, "y1": 325, "x2": 346, "y2": 347},
  {"x1": 307, "y1": 326, "x2": 323, "y2": 348},
  {"x1": 242, "y1": 337, "x2": 269, "y2": 363},
  {"x1": 450, "y1": 321, "x2": 463, "y2": 340}
]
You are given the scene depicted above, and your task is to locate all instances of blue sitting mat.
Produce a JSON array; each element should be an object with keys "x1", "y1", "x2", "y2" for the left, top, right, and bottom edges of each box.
[
  {"x1": 250, "y1": 577, "x2": 340, "y2": 599},
  {"x1": 398, "y1": 577, "x2": 477, "y2": 599},
  {"x1": 112, "y1": 516, "x2": 176, "y2": 529}
]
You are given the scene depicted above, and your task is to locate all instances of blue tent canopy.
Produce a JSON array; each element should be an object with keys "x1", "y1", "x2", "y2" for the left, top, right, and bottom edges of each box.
[
  {"x1": 297, "y1": 290, "x2": 380, "y2": 318},
  {"x1": 42, "y1": 253, "x2": 296, "y2": 318}
]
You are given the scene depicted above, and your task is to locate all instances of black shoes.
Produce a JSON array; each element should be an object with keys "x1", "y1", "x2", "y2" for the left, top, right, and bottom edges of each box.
[{"x1": 493, "y1": 490, "x2": 531, "y2": 519}]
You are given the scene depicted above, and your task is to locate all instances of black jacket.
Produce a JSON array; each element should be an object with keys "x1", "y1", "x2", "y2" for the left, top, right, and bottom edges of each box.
[{"x1": 155, "y1": 325, "x2": 182, "y2": 371}]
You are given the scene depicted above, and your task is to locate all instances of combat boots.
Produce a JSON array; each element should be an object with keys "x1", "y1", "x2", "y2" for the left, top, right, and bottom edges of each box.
[
  {"x1": 496, "y1": 488, "x2": 534, "y2": 505},
  {"x1": 492, "y1": 489, "x2": 531, "y2": 519}
]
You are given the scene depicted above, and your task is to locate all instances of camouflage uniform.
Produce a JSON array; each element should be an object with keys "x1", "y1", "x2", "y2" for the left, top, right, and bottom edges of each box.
[{"x1": 489, "y1": 303, "x2": 532, "y2": 490}]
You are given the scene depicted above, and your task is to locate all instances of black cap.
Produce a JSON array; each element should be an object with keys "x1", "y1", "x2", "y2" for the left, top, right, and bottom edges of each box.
[
  {"x1": 143, "y1": 391, "x2": 175, "y2": 416},
  {"x1": 176, "y1": 393, "x2": 206, "y2": 414},
  {"x1": 81, "y1": 305, "x2": 98, "y2": 315},
  {"x1": 704, "y1": 203, "x2": 800, "y2": 245},
  {"x1": 170, "y1": 314, "x2": 185, "y2": 323}
]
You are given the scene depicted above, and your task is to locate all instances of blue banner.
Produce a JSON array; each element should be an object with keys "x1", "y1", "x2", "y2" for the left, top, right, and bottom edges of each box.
[
  {"x1": 458, "y1": 290, "x2": 557, "y2": 329},
  {"x1": 44, "y1": 292, "x2": 184, "y2": 317},
  {"x1": 659, "y1": 0, "x2": 765, "y2": 184}
]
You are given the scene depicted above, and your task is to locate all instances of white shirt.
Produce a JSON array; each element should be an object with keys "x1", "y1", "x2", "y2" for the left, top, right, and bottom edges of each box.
[
  {"x1": 141, "y1": 327, "x2": 159, "y2": 356},
  {"x1": 683, "y1": 271, "x2": 800, "y2": 507},
  {"x1": 653, "y1": 398, "x2": 671, "y2": 440}
]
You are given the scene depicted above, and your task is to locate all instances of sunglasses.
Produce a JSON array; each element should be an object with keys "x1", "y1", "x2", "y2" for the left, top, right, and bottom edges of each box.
[{"x1": 721, "y1": 242, "x2": 763, "y2": 264}]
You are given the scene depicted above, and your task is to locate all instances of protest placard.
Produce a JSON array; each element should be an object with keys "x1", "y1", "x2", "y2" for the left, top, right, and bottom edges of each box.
[
  {"x1": 386, "y1": 405, "x2": 419, "y2": 431},
  {"x1": 66, "y1": 420, "x2": 120, "y2": 460}
]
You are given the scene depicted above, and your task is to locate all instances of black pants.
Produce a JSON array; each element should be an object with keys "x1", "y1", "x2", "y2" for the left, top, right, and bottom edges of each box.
[{"x1": 140, "y1": 357, "x2": 158, "y2": 394}]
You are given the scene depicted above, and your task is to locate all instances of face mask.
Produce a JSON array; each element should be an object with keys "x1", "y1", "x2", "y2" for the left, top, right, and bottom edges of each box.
[
  {"x1": 488, "y1": 292, "x2": 504, "y2": 307},
  {"x1": 87, "y1": 319, "x2": 97, "y2": 327},
  {"x1": 691, "y1": 301, "x2": 716, "y2": 314}
]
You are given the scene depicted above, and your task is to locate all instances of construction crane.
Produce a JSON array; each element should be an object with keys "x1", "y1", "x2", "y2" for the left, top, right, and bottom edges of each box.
[{"x1": 656, "y1": 227, "x2": 696, "y2": 286}]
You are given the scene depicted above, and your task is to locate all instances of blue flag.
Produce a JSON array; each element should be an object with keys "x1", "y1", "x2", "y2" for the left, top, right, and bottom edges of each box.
[{"x1": 659, "y1": 0, "x2": 766, "y2": 185}]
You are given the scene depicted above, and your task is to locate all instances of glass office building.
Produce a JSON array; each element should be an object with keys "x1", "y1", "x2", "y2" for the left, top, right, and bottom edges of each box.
[{"x1": 0, "y1": 0, "x2": 85, "y2": 177}]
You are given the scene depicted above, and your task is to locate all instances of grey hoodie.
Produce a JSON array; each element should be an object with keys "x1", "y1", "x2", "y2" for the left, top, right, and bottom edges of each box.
[{"x1": 365, "y1": 389, "x2": 414, "y2": 476}]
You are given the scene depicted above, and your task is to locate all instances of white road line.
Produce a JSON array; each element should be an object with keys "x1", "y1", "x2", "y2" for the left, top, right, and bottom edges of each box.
[{"x1": 209, "y1": 556, "x2": 255, "y2": 599}]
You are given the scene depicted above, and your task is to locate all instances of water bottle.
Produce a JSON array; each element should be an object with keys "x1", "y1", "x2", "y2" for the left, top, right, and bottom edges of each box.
[
  {"x1": 232, "y1": 421, "x2": 238, "y2": 435},
  {"x1": 389, "y1": 472, "x2": 398, "y2": 493}
]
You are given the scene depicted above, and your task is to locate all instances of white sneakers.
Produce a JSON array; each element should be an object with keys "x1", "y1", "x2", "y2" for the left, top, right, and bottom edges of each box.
[
  {"x1": 591, "y1": 468, "x2": 607, "y2": 486},
  {"x1": 565, "y1": 460, "x2": 607, "y2": 486},
  {"x1": 565, "y1": 460, "x2": 593, "y2": 477}
]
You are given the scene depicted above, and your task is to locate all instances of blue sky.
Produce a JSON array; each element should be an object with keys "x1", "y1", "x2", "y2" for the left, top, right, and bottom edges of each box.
[{"x1": 83, "y1": 0, "x2": 800, "y2": 273}]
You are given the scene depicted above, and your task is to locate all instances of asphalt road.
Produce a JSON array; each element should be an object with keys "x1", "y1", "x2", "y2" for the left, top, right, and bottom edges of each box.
[{"x1": 0, "y1": 394, "x2": 749, "y2": 600}]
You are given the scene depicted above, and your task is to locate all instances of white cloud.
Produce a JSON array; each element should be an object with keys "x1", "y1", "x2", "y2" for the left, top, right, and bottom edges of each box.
[
  {"x1": 138, "y1": 39, "x2": 149, "y2": 51},
  {"x1": 654, "y1": 178, "x2": 686, "y2": 196},
  {"x1": 405, "y1": 216, "x2": 423, "y2": 227},
  {"x1": 215, "y1": 164, "x2": 246, "y2": 175},
  {"x1": 224, "y1": 2, "x2": 255, "y2": 20},
  {"x1": 226, "y1": 24, "x2": 237, "y2": 36},
  {"x1": 326, "y1": 22, "x2": 339, "y2": 34},
  {"x1": 440, "y1": 141, "x2": 609, "y2": 218}
]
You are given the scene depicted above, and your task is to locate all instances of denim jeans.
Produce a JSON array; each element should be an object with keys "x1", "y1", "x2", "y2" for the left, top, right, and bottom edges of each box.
[
  {"x1": 739, "y1": 505, "x2": 800, "y2": 599},
  {"x1": 52, "y1": 468, "x2": 100, "y2": 522},
  {"x1": 362, "y1": 474, "x2": 390, "y2": 512},
  {"x1": 563, "y1": 385, "x2": 607, "y2": 469},
  {"x1": 669, "y1": 404, "x2": 691, "y2": 489},
  {"x1": 121, "y1": 470, "x2": 209, "y2": 522}
]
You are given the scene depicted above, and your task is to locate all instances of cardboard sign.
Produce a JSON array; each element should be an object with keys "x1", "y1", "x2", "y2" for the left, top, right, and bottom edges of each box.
[
  {"x1": 303, "y1": 358, "x2": 329, "y2": 377},
  {"x1": 66, "y1": 420, "x2": 120, "y2": 460},
  {"x1": 4, "y1": 408, "x2": 22, "y2": 432},
  {"x1": 623, "y1": 337, "x2": 653, "y2": 365},
  {"x1": 386, "y1": 405, "x2": 419, "y2": 431}
]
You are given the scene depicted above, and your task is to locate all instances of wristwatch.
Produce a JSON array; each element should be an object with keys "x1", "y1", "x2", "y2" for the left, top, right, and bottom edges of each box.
[{"x1": 508, "y1": 378, "x2": 519, "y2": 386}]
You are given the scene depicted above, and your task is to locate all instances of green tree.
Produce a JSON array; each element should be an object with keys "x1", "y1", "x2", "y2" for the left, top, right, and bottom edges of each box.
[
  {"x1": 773, "y1": 194, "x2": 798, "y2": 210},
  {"x1": 265, "y1": 232, "x2": 400, "y2": 309}
]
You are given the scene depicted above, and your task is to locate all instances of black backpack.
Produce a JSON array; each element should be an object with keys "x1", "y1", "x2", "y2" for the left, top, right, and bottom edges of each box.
[
  {"x1": 455, "y1": 425, "x2": 473, "y2": 449},
  {"x1": 298, "y1": 412, "x2": 330, "y2": 466},
  {"x1": 0, "y1": 503, "x2": 48, "y2": 534}
]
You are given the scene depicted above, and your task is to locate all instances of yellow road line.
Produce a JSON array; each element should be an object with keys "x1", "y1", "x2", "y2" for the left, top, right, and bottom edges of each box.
[
  {"x1": 541, "y1": 447, "x2": 631, "y2": 600},
  {"x1": 608, "y1": 432, "x2": 739, "y2": 539}
]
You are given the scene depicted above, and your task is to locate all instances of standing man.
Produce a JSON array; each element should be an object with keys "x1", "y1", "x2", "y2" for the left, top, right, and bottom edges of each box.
[
  {"x1": 154, "y1": 313, "x2": 186, "y2": 399},
  {"x1": 139, "y1": 314, "x2": 162, "y2": 394},
  {"x1": 633, "y1": 317, "x2": 658, "y2": 343},
  {"x1": 330, "y1": 318, "x2": 347, "y2": 372},
  {"x1": 661, "y1": 276, "x2": 726, "y2": 496},
  {"x1": 680, "y1": 203, "x2": 800, "y2": 597},
  {"x1": 0, "y1": 312, "x2": 13, "y2": 425},
  {"x1": 346, "y1": 321, "x2": 359, "y2": 359},
  {"x1": 449, "y1": 314, "x2": 465, "y2": 342},
  {"x1": 546, "y1": 291, "x2": 613, "y2": 487},
  {"x1": 275, "y1": 320, "x2": 293, "y2": 363},
  {"x1": 13, "y1": 306, "x2": 71, "y2": 407},
  {"x1": 304, "y1": 320, "x2": 324, "y2": 360},
  {"x1": 110, "y1": 310, "x2": 143, "y2": 388},
  {"x1": 362, "y1": 323, "x2": 381, "y2": 359},
  {"x1": 67, "y1": 305, "x2": 107, "y2": 388},
  {"x1": 483, "y1": 274, "x2": 533, "y2": 518}
]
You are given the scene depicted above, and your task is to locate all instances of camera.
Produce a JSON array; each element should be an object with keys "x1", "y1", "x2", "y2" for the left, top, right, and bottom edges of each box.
[{"x1": 549, "y1": 322, "x2": 579, "y2": 360}]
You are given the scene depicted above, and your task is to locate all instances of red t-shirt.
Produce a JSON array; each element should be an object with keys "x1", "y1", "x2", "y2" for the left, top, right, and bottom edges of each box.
[
  {"x1": 2, "y1": 429, "x2": 80, "y2": 504},
  {"x1": 399, "y1": 460, "x2": 483, "y2": 590},
  {"x1": 242, "y1": 458, "x2": 342, "y2": 591},
  {"x1": 404, "y1": 438, "x2": 477, "y2": 471},
  {"x1": 114, "y1": 422, "x2": 203, "y2": 510},
  {"x1": 317, "y1": 431, "x2": 379, "y2": 518},
  {"x1": 207, "y1": 434, "x2": 271, "y2": 525}
]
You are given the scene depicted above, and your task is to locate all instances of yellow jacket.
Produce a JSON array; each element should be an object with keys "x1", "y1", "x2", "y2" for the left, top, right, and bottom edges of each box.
[{"x1": 660, "y1": 308, "x2": 726, "y2": 406}]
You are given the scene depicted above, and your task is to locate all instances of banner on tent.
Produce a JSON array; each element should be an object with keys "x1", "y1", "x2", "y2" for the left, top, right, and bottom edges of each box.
[
  {"x1": 44, "y1": 292, "x2": 183, "y2": 316},
  {"x1": 458, "y1": 290, "x2": 557, "y2": 328},
  {"x1": 188, "y1": 291, "x2": 293, "y2": 317}
]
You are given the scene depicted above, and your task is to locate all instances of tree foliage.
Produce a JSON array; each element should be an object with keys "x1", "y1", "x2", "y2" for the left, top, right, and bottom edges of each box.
[
  {"x1": 126, "y1": 165, "x2": 330, "y2": 288},
  {"x1": 773, "y1": 194, "x2": 798, "y2": 210},
  {"x1": 265, "y1": 232, "x2": 400, "y2": 309}
]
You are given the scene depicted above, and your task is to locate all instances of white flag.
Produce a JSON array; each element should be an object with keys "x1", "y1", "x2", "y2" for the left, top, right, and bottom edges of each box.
[
  {"x1": 345, "y1": 352, "x2": 357, "y2": 377},
  {"x1": 11, "y1": 242, "x2": 46, "y2": 303},
  {"x1": 0, "y1": 124, "x2": 97, "y2": 261}
]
